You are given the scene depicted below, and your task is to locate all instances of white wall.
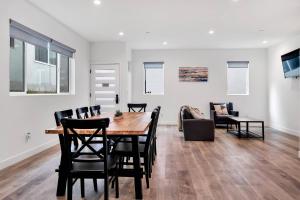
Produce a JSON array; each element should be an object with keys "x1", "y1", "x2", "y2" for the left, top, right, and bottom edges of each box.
[
  {"x1": 90, "y1": 42, "x2": 129, "y2": 110},
  {"x1": 131, "y1": 49, "x2": 268, "y2": 124},
  {"x1": 0, "y1": 0, "x2": 90, "y2": 169},
  {"x1": 268, "y1": 35, "x2": 300, "y2": 136}
]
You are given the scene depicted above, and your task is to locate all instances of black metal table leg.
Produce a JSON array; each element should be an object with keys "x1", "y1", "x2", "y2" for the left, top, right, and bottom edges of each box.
[
  {"x1": 246, "y1": 122, "x2": 249, "y2": 138},
  {"x1": 262, "y1": 121, "x2": 265, "y2": 140},
  {"x1": 56, "y1": 135, "x2": 67, "y2": 196},
  {"x1": 131, "y1": 136, "x2": 143, "y2": 199},
  {"x1": 238, "y1": 122, "x2": 241, "y2": 138},
  {"x1": 227, "y1": 120, "x2": 229, "y2": 132}
]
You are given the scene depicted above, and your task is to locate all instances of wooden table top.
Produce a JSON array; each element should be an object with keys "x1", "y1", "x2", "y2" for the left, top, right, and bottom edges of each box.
[
  {"x1": 45, "y1": 112, "x2": 152, "y2": 136},
  {"x1": 228, "y1": 116, "x2": 263, "y2": 122}
]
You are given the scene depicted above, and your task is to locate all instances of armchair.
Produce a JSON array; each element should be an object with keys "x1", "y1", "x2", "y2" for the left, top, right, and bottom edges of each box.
[{"x1": 209, "y1": 102, "x2": 239, "y2": 127}]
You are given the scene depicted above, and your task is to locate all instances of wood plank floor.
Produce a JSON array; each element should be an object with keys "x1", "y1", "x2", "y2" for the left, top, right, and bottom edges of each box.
[{"x1": 0, "y1": 126, "x2": 299, "y2": 200}]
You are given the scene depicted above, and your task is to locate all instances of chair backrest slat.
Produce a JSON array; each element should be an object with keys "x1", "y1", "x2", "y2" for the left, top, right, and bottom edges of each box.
[
  {"x1": 76, "y1": 107, "x2": 89, "y2": 119},
  {"x1": 144, "y1": 107, "x2": 160, "y2": 152},
  {"x1": 61, "y1": 118, "x2": 110, "y2": 169},
  {"x1": 90, "y1": 105, "x2": 101, "y2": 116},
  {"x1": 54, "y1": 109, "x2": 73, "y2": 126},
  {"x1": 128, "y1": 103, "x2": 147, "y2": 112}
]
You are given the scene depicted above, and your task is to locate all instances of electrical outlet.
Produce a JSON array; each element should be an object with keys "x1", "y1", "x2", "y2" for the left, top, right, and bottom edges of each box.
[{"x1": 25, "y1": 132, "x2": 31, "y2": 142}]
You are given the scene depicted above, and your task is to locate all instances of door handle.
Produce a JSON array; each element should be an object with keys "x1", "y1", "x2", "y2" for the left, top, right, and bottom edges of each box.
[{"x1": 115, "y1": 94, "x2": 119, "y2": 104}]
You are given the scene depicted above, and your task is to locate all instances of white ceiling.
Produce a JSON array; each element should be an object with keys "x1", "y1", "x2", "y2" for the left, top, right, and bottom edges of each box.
[{"x1": 28, "y1": 0, "x2": 300, "y2": 49}]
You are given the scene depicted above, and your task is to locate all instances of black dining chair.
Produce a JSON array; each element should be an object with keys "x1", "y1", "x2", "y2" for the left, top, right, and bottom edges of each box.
[
  {"x1": 152, "y1": 106, "x2": 161, "y2": 164},
  {"x1": 90, "y1": 105, "x2": 101, "y2": 116},
  {"x1": 128, "y1": 103, "x2": 147, "y2": 112},
  {"x1": 76, "y1": 107, "x2": 89, "y2": 119},
  {"x1": 61, "y1": 118, "x2": 119, "y2": 200},
  {"x1": 55, "y1": 109, "x2": 97, "y2": 198},
  {"x1": 114, "y1": 108, "x2": 159, "y2": 189},
  {"x1": 54, "y1": 109, "x2": 78, "y2": 149}
]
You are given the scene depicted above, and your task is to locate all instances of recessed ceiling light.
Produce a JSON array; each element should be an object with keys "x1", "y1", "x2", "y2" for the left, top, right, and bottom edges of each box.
[
  {"x1": 119, "y1": 32, "x2": 124, "y2": 36},
  {"x1": 93, "y1": 0, "x2": 101, "y2": 6},
  {"x1": 163, "y1": 41, "x2": 168, "y2": 45},
  {"x1": 232, "y1": 0, "x2": 240, "y2": 2},
  {"x1": 208, "y1": 30, "x2": 215, "y2": 35},
  {"x1": 262, "y1": 40, "x2": 268, "y2": 44}
]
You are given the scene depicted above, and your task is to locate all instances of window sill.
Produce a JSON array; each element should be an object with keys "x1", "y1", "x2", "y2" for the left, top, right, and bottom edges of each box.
[
  {"x1": 143, "y1": 93, "x2": 164, "y2": 96},
  {"x1": 9, "y1": 92, "x2": 75, "y2": 97},
  {"x1": 227, "y1": 94, "x2": 249, "y2": 96}
]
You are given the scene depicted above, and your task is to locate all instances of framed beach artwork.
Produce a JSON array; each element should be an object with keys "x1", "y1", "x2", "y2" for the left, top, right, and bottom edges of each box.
[{"x1": 179, "y1": 67, "x2": 208, "y2": 82}]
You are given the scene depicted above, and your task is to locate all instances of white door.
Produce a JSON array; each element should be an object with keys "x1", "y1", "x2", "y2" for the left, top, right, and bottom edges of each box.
[{"x1": 90, "y1": 64, "x2": 120, "y2": 112}]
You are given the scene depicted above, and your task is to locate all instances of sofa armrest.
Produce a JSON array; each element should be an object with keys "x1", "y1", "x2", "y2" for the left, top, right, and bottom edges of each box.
[
  {"x1": 210, "y1": 110, "x2": 216, "y2": 120},
  {"x1": 229, "y1": 110, "x2": 239, "y2": 117},
  {"x1": 182, "y1": 119, "x2": 215, "y2": 141}
]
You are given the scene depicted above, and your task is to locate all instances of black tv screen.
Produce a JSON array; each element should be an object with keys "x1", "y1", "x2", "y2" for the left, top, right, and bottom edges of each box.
[{"x1": 281, "y1": 49, "x2": 300, "y2": 78}]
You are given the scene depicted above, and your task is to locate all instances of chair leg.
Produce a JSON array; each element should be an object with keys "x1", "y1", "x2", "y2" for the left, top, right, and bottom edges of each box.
[
  {"x1": 149, "y1": 154, "x2": 152, "y2": 178},
  {"x1": 151, "y1": 145, "x2": 155, "y2": 166},
  {"x1": 115, "y1": 176, "x2": 119, "y2": 198},
  {"x1": 67, "y1": 177, "x2": 73, "y2": 200},
  {"x1": 154, "y1": 137, "x2": 157, "y2": 156},
  {"x1": 144, "y1": 156, "x2": 150, "y2": 188},
  {"x1": 93, "y1": 178, "x2": 98, "y2": 192},
  {"x1": 111, "y1": 177, "x2": 115, "y2": 189},
  {"x1": 80, "y1": 178, "x2": 85, "y2": 198},
  {"x1": 104, "y1": 177, "x2": 109, "y2": 200}
]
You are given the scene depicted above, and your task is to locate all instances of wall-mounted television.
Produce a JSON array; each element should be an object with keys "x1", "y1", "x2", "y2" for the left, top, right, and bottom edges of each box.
[{"x1": 281, "y1": 49, "x2": 300, "y2": 78}]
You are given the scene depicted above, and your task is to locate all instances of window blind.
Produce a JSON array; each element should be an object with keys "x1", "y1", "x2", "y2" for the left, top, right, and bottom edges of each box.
[
  {"x1": 227, "y1": 61, "x2": 249, "y2": 68},
  {"x1": 144, "y1": 62, "x2": 164, "y2": 69},
  {"x1": 10, "y1": 19, "x2": 50, "y2": 48},
  {"x1": 9, "y1": 19, "x2": 76, "y2": 57}
]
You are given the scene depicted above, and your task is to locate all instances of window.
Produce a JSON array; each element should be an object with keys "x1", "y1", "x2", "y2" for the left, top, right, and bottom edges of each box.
[
  {"x1": 35, "y1": 46, "x2": 48, "y2": 63},
  {"x1": 10, "y1": 38, "x2": 25, "y2": 92},
  {"x1": 227, "y1": 61, "x2": 249, "y2": 95},
  {"x1": 144, "y1": 62, "x2": 164, "y2": 95},
  {"x1": 9, "y1": 19, "x2": 75, "y2": 94}
]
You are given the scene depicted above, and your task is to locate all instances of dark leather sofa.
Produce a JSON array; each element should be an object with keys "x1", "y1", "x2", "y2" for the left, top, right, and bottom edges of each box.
[
  {"x1": 209, "y1": 102, "x2": 239, "y2": 127},
  {"x1": 179, "y1": 107, "x2": 215, "y2": 141}
]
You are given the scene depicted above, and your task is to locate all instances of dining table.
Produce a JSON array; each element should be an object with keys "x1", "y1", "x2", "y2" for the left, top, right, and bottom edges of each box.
[{"x1": 45, "y1": 112, "x2": 152, "y2": 199}]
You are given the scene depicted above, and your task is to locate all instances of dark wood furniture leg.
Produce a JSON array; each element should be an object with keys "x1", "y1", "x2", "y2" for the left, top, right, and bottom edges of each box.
[
  {"x1": 56, "y1": 135, "x2": 67, "y2": 196},
  {"x1": 131, "y1": 136, "x2": 143, "y2": 199}
]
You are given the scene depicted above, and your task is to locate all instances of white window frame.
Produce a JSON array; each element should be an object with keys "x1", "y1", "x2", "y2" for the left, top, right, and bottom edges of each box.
[
  {"x1": 9, "y1": 19, "x2": 75, "y2": 96},
  {"x1": 143, "y1": 62, "x2": 165, "y2": 96},
  {"x1": 227, "y1": 61, "x2": 250, "y2": 96},
  {"x1": 10, "y1": 43, "x2": 73, "y2": 96}
]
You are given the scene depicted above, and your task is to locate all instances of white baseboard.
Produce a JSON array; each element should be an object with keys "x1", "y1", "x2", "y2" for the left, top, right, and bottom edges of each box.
[
  {"x1": 269, "y1": 123, "x2": 300, "y2": 137},
  {"x1": 159, "y1": 121, "x2": 177, "y2": 126},
  {"x1": 0, "y1": 139, "x2": 58, "y2": 171}
]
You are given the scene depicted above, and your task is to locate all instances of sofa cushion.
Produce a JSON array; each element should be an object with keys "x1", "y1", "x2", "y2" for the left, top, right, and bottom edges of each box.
[
  {"x1": 189, "y1": 107, "x2": 205, "y2": 119},
  {"x1": 214, "y1": 104, "x2": 229, "y2": 115}
]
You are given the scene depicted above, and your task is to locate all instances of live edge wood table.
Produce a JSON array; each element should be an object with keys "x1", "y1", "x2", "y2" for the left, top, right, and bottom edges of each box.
[
  {"x1": 226, "y1": 116, "x2": 264, "y2": 140},
  {"x1": 45, "y1": 112, "x2": 152, "y2": 200}
]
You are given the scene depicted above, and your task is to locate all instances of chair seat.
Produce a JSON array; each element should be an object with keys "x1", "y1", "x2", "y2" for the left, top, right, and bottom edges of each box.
[
  {"x1": 118, "y1": 136, "x2": 147, "y2": 143},
  {"x1": 114, "y1": 142, "x2": 146, "y2": 157},
  {"x1": 71, "y1": 155, "x2": 118, "y2": 174}
]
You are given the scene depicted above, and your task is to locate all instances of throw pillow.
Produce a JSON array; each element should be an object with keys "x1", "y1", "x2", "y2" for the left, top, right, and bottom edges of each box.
[
  {"x1": 189, "y1": 107, "x2": 205, "y2": 119},
  {"x1": 214, "y1": 104, "x2": 228, "y2": 115}
]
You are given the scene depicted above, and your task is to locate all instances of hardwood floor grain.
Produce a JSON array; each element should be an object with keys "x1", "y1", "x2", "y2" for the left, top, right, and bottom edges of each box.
[{"x1": 0, "y1": 126, "x2": 299, "y2": 200}]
